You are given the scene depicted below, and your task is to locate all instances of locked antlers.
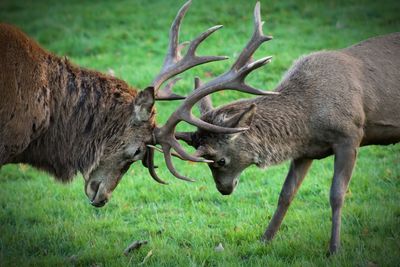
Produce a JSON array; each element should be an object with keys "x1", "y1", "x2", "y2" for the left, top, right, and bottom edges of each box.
[{"x1": 144, "y1": 1, "x2": 277, "y2": 183}]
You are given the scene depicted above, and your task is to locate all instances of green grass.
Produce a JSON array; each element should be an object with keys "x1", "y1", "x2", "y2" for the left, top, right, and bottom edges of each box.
[{"x1": 1, "y1": 0, "x2": 400, "y2": 266}]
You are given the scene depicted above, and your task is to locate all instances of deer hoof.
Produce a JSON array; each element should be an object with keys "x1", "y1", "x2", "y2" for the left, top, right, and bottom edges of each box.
[
  {"x1": 259, "y1": 235, "x2": 272, "y2": 244},
  {"x1": 326, "y1": 245, "x2": 340, "y2": 257}
]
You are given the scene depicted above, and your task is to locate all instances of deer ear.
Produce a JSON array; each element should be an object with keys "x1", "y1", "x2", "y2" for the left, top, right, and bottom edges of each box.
[
  {"x1": 132, "y1": 86, "x2": 155, "y2": 124},
  {"x1": 176, "y1": 132, "x2": 194, "y2": 146},
  {"x1": 175, "y1": 131, "x2": 202, "y2": 148},
  {"x1": 225, "y1": 104, "x2": 257, "y2": 128},
  {"x1": 198, "y1": 95, "x2": 213, "y2": 116},
  {"x1": 195, "y1": 77, "x2": 214, "y2": 116}
]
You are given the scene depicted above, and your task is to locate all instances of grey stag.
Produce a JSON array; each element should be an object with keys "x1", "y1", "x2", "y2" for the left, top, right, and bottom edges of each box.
[{"x1": 175, "y1": 2, "x2": 400, "y2": 255}]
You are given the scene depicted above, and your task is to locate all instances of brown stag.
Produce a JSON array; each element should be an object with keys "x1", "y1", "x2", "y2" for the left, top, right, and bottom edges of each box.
[
  {"x1": 163, "y1": 2, "x2": 400, "y2": 255},
  {"x1": 0, "y1": 1, "x2": 267, "y2": 207}
]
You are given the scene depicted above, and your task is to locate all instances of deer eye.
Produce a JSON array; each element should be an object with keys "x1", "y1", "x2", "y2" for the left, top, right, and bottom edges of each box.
[
  {"x1": 134, "y1": 148, "x2": 141, "y2": 157},
  {"x1": 217, "y1": 158, "x2": 226, "y2": 167},
  {"x1": 124, "y1": 148, "x2": 141, "y2": 160}
]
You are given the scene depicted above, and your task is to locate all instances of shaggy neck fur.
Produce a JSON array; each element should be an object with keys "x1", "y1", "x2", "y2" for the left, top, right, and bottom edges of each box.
[
  {"x1": 13, "y1": 57, "x2": 138, "y2": 182},
  {"x1": 246, "y1": 94, "x2": 310, "y2": 167},
  {"x1": 207, "y1": 90, "x2": 311, "y2": 168}
]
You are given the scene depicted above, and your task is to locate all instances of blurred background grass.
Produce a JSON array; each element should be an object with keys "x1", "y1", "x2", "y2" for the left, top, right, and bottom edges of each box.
[{"x1": 0, "y1": 0, "x2": 399, "y2": 266}]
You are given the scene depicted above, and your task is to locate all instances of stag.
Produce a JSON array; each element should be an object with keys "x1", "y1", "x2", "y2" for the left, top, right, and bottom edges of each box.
[
  {"x1": 159, "y1": 3, "x2": 400, "y2": 255},
  {"x1": 0, "y1": 1, "x2": 266, "y2": 207}
]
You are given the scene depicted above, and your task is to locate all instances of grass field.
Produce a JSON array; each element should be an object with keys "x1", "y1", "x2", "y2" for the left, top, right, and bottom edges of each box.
[{"x1": 1, "y1": 0, "x2": 400, "y2": 266}]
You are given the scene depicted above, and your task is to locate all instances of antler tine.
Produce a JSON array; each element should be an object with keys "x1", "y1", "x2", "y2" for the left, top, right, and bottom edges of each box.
[
  {"x1": 151, "y1": 0, "x2": 228, "y2": 99},
  {"x1": 195, "y1": 77, "x2": 214, "y2": 115},
  {"x1": 152, "y1": 1, "x2": 277, "y2": 182},
  {"x1": 170, "y1": 138, "x2": 213, "y2": 163},
  {"x1": 162, "y1": 144, "x2": 195, "y2": 182},
  {"x1": 228, "y1": 56, "x2": 279, "y2": 95},
  {"x1": 148, "y1": 144, "x2": 186, "y2": 160},
  {"x1": 143, "y1": 142, "x2": 197, "y2": 184},
  {"x1": 146, "y1": 141, "x2": 210, "y2": 183},
  {"x1": 185, "y1": 25, "x2": 225, "y2": 59},
  {"x1": 143, "y1": 146, "x2": 168, "y2": 185},
  {"x1": 165, "y1": 0, "x2": 190, "y2": 66},
  {"x1": 155, "y1": 77, "x2": 185, "y2": 101},
  {"x1": 231, "y1": 1, "x2": 272, "y2": 71}
]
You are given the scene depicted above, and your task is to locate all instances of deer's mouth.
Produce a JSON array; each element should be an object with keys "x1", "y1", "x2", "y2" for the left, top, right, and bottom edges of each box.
[
  {"x1": 85, "y1": 179, "x2": 113, "y2": 208},
  {"x1": 91, "y1": 197, "x2": 108, "y2": 207},
  {"x1": 215, "y1": 178, "x2": 239, "y2": 195},
  {"x1": 84, "y1": 161, "x2": 132, "y2": 207},
  {"x1": 85, "y1": 180, "x2": 104, "y2": 207}
]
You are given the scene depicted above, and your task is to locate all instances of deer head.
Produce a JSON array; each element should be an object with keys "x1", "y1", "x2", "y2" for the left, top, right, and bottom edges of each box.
[
  {"x1": 83, "y1": 0, "x2": 228, "y2": 206},
  {"x1": 193, "y1": 102, "x2": 258, "y2": 195},
  {"x1": 83, "y1": 86, "x2": 155, "y2": 207}
]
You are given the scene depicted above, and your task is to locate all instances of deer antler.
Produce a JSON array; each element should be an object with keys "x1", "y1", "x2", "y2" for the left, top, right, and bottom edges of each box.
[
  {"x1": 151, "y1": 0, "x2": 228, "y2": 100},
  {"x1": 144, "y1": 1, "x2": 278, "y2": 182},
  {"x1": 194, "y1": 77, "x2": 213, "y2": 115}
]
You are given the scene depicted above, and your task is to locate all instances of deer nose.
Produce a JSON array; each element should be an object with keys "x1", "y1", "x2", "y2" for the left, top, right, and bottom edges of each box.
[
  {"x1": 216, "y1": 184, "x2": 235, "y2": 195},
  {"x1": 85, "y1": 180, "x2": 100, "y2": 201},
  {"x1": 85, "y1": 180, "x2": 110, "y2": 208},
  {"x1": 220, "y1": 189, "x2": 233, "y2": 195},
  {"x1": 216, "y1": 178, "x2": 239, "y2": 195},
  {"x1": 91, "y1": 198, "x2": 108, "y2": 207}
]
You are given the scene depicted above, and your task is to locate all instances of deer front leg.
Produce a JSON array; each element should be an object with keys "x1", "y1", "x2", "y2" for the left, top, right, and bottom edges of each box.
[
  {"x1": 262, "y1": 158, "x2": 313, "y2": 241},
  {"x1": 328, "y1": 144, "x2": 357, "y2": 255}
]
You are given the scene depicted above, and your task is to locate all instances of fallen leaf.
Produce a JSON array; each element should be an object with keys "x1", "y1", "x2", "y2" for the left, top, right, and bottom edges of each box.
[
  {"x1": 198, "y1": 186, "x2": 207, "y2": 191},
  {"x1": 140, "y1": 249, "x2": 153, "y2": 265},
  {"x1": 215, "y1": 243, "x2": 224, "y2": 252},
  {"x1": 367, "y1": 261, "x2": 378, "y2": 267},
  {"x1": 123, "y1": 240, "x2": 148, "y2": 256}
]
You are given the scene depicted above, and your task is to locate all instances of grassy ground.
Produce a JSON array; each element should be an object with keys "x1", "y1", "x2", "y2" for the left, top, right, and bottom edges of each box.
[{"x1": 1, "y1": 0, "x2": 400, "y2": 266}]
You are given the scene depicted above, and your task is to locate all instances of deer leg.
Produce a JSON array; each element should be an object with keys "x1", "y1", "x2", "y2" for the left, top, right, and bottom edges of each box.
[
  {"x1": 261, "y1": 158, "x2": 313, "y2": 241},
  {"x1": 0, "y1": 146, "x2": 6, "y2": 166},
  {"x1": 328, "y1": 144, "x2": 357, "y2": 255}
]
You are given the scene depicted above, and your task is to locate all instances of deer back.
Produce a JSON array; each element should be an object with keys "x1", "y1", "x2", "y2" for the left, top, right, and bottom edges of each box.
[{"x1": 0, "y1": 23, "x2": 52, "y2": 163}]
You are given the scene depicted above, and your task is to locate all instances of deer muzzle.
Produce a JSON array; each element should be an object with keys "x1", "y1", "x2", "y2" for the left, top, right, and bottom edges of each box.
[
  {"x1": 85, "y1": 180, "x2": 111, "y2": 208},
  {"x1": 216, "y1": 178, "x2": 239, "y2": 195}
]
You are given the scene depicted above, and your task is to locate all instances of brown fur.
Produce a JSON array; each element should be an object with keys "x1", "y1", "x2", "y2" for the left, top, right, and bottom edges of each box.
[
  {"x1": 190, "y1": 33, "x2": 400, "y2": 253},
  {"x1": 0, "y1": 24, "x2": 156, "y2": 206}
]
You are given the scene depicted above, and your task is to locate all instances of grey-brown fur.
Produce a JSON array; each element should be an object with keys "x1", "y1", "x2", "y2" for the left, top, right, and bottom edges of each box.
[
  {"x1": 0, "y1": 24, "x2": 155, "y2": 207},
  {"x1": 189, "y1": 32, "x2": 400, "y2": 254}
]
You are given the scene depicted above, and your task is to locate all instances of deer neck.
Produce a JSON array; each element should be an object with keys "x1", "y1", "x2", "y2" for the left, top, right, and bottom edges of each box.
[
  {"x1": 245, "y1": 93, "x2": 310, "y2": 168},
  {"x1": 17, "y1": 57, "x2": 136, "y2": 181}
]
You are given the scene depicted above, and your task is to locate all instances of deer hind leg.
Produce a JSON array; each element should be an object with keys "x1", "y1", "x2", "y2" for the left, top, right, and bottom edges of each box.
[
  {"x1": 328, "y1": 142, "x2": 358, "y2": 255},
  {"x1": 262, "y1": 158, "x2": 313, "y2": 241}
]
